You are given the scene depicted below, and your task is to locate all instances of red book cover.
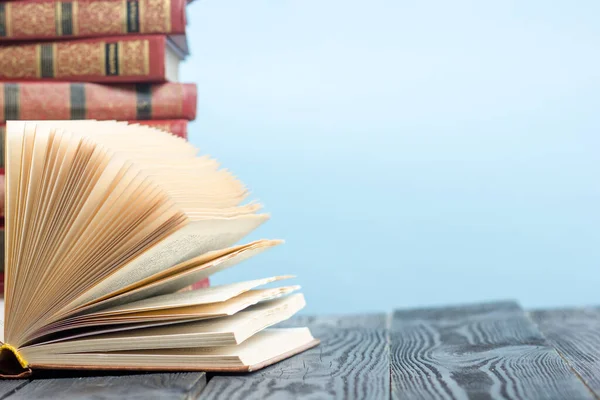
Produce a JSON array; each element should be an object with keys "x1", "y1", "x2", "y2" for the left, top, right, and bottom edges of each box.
[
  {"x1": 180, "y1": 278, "x2": 210, "y2": 292},
  {"x1": 0, "y1": 35, "x2": 172, "y2": 82},
  {"x1": 0, "y1": 0, "x2": 186, "y2": 41},
  {"x1": 190, "y1": 278, "x2": 210, "y2": 290},
  {"x1": 0, "y1": 82, "x2": 197, "y2": 122}
]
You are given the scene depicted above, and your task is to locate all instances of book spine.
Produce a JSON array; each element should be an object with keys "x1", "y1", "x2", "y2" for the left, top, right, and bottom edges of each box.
[
  {"x1": 0, "y1": 82, "x2": 197, "y2": 122},
  {"x1": 0, "y1": 35, "x2": 166, "y2": 82},
  {"x1": 0, "y1": 0, "x2": 185, "y2": 41}
]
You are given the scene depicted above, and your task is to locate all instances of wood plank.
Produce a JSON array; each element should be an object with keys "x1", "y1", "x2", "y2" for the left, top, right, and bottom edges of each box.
[
  {"x1": 201, "y1": 314, "x2": 390, "y2": 399},
  {"x1": 390, "y1": 301, "x2": 593, "y2": 400},
  {"x1": 530, "y1": 307, "x2": 600, "y2": 397},
  {"x1": 5, "y1": 372, "x2": 206, "y2": 400},
  {"x1": 0, "y1": 381, "x2": 29, "y2": 400}
]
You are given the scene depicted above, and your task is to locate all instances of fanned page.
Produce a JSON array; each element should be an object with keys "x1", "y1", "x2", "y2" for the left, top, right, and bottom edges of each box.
[{"x1": 0, "y1": 121, "x2": 318, "y2": 378}]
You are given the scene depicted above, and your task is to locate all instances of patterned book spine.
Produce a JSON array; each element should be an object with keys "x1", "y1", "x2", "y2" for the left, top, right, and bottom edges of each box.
[
  {"x1": 0, "y1": 82, "x2": 197, "y2": 122},
  {"x1": 0, "y1": 35, "x2": 167, "y2": 82},
  {"x1": 0, "y1": 0, "x2": 185, "y2": 41}
]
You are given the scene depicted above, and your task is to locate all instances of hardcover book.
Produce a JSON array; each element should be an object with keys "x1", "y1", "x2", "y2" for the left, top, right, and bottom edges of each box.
[
  {"x1": 0, "y1": 0, "x2": 186, "y2": 41},
  {"x1": 0, "y1": 35, "x2": 181, "y2": 82},
  {"x1": 0, "y1": 120, "x2": 317, "y2": 378},
  {"x1": 0, "y1": 83, "x2": 197, "y2": 122}
]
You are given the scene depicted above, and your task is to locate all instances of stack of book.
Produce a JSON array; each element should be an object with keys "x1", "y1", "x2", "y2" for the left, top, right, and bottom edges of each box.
[{"x1": 0, "y1": 0, "x2": 202, "y2": 292}]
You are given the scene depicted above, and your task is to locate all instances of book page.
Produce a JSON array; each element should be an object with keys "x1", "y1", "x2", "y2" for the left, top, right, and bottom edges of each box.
[
  {"x1": 22, "y1": 294, "x2": 306, "y2": 354},
  {"x1": 63, "y1": 240, "x2": 281, "y2": 319},
  {"x1": 36, "y1": 288, "x2": 300, "y2": 339},
  {"x1": 90, "y1": 276, "x2": 293, "y2": 316},
  {"x1": 3, "y1": 121, "x2": 301, "y2": 358},
  {"x1": 78, "y1": 287, "x2": 300, "y2": 322},
  {"x1": 69, "y1": 215, "x2": 269, "y2": 309},
  {"x1": 21, "y1": 328, "x2": 318, "y2": 372}
]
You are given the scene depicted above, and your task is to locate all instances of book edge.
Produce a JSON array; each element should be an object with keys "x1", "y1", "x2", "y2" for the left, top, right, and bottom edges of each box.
[{"x1": 26, "y1": 338, "x2": 320, "y2": 374}]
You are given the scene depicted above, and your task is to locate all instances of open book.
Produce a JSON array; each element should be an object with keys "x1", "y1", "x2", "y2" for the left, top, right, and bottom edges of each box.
[{"x1": 0, "y1": 121, "x2": 318, "y2": 378}]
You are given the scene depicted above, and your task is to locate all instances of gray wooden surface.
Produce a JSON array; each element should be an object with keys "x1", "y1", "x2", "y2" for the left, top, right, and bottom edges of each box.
[
  {"x1": 0, "y1": 380, "x2": 28, "y2": 399},
  {"x1": 5, "y1": 373, "x2": 206, "y2": 400},
  {"x1": 201, "y1": 314, "x2": 390, "y2": 400},
  {"x1": 530, "y1": 307, "x2": 600, "y2": 398},
  {"x1": 2, "y1": 302, "x2": 600, "y2": 399},
  {"x1": 390, "y1": 301, "x2": 593, "y2": 400}
]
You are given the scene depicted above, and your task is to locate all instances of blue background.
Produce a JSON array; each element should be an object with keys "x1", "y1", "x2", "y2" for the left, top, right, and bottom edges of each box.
[{"x1": 181, "y1": 0, "x2": 600, "y2": 314}]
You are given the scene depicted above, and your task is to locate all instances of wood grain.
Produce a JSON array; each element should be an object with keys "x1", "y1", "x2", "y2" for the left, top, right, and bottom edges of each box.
[
  {"x1": 0, "y1": 381, "x2": 29, "y2": 400},
  {"x1": 390, "y1": 301, "x2": 593, "y2": 400},
  {"x1": 4, "y1": 372, "x2": 206, "y2": 400},
  {"x1": 530, "y1": 307, "x2": 600, "y2": 398},
  {"x1": 201, "y1": 314, "x2": 390, "y2": 400}
]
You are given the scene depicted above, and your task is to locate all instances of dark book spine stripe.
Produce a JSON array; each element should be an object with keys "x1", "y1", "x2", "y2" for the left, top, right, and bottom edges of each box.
[
  {"x1": 4, "y1": 84, "x2": 19, "y2": 121},
  {"x1": 0, "y1": 3, "x2": 6, "y2": 37},
  {"x1": 127, "y1": 1, "x2": 140, "y2": 33},
  {"x1": 105, "y1": 42, "x2": 120, "y2": 76},
  {"x1": 70, "y1": 83, "x2": 86, "y2": 119},
  {"x1": 136, "y1": 84, "x2": 152, "y2": 119},
  {"x1": 60, "y1": 2, "x2": 73, "y2": 36},
  {"x1": 40, "y1": 44, "x2": 55, "y2": 78}
]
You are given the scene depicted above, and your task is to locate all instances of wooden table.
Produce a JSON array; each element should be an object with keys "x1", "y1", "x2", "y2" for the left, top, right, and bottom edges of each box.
[{"x1": 0, "y1": 301, "x2": 598, "y2": 399}]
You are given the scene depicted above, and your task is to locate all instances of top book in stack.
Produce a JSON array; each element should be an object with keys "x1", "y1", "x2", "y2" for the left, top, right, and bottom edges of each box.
[
  {"x1": 0, "y1": 0, "x2": 188, "y2": 82},
  {"x1": 0, "y1": 0, "x2": 186, "y2": 40}
]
